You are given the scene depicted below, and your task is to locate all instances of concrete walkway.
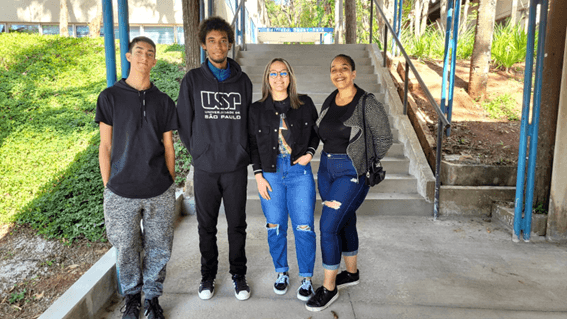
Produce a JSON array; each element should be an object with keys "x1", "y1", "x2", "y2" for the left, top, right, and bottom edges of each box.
[{"x1": 99, "y1": 211, "x2": 567, "y2": 319}]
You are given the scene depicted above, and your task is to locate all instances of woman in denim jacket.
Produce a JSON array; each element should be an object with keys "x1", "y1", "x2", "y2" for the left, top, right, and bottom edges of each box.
[
  {"x1": 249, "y1": 58, "x2": 320, "y2": 301},
  {"x1": 306, "y1": 54, "x2": 393, "y2": 312}
]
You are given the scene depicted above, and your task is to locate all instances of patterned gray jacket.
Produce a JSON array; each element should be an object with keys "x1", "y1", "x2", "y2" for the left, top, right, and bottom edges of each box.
[{"x1": 316, "y1": 88, "x2": 393, "y2": 177}]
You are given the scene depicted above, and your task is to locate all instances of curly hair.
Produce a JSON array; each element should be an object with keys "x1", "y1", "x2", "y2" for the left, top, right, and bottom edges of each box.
[{"x1": 198, "y1": 16, "x2": 235, "y2": 45}]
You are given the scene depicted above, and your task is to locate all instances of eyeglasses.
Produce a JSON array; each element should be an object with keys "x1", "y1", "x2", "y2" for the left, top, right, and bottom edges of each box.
[{"x1": 269, "y1": 71, "x2": 289, "y2": 78}]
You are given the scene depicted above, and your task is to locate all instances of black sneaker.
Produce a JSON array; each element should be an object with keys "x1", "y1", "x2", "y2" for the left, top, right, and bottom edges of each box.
[
  {"x1": 296, "y1": 278, "x2": 314, "y2": 301},
  {"x1": 121, "y1": 293, "x2": 141, "y2": 319},
  {"x1": 232, "y1": 274, "x2": 251, "y2": 300},
  {"x1": 144, "y1": 297, "x2": 165, "y2": 319},
  {"x1": 305, "y1": 286, "x2": 339, "y2": 312},
  {"x1": 336, "y1": 269, "x2": 360, "y2": 289},
  {"x1": 273, "y1": 272, "x2": 289, "y2": 295},
  {"x1": 198, "y1": 277, "x2": 215, "y2": 300}
]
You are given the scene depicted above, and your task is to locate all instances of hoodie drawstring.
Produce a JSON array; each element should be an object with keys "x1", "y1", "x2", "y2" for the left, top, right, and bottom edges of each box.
[{"x1": 139, "y1": 91, "x2": 147, "y2": 126}]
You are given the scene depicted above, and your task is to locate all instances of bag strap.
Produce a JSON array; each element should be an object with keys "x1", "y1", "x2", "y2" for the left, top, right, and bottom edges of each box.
[{"x1": 361, "y1": 93, "x2": 381, "y2": 170}]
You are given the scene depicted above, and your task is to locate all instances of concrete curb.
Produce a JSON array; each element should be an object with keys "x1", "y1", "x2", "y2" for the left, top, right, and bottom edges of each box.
[{"x1": 39, "y1": 192, "x2": 186, "y2": 319}]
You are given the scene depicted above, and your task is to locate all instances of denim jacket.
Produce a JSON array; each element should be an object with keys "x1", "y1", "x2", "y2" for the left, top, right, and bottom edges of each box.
[{"x1": 249, "y1": 95, "x2": 320, "y2": 174}]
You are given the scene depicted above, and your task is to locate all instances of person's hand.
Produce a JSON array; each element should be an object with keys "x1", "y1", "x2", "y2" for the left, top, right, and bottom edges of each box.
[
  {"x1": 293, "y1": 154, "x2": 313, "y2": 166},
  {"x1": 255, "y1": 174, "x2": 272, "y2": 200}
]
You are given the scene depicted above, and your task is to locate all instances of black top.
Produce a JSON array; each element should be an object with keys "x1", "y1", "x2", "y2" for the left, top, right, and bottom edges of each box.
[
  {"x1": 319, "y1": 87, "x2": 364, "y2": 154},
  {"x1": 95, "y1": 79, "x2": 178, "y2": 199},
  {"x1": 249, "y1": 95, "x2": 319, "y2": 174},
  {"x1": 176, "y1": 58, "x2": 253, "y2": 173}
]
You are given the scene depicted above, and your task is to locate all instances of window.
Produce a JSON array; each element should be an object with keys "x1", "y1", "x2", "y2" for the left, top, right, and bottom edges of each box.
[
  {"x1": 42, "y1": 25, "x2": 59, "y2": 35},
  {"x1": 0, "y1": 24, "x2": 6, "y2": 33},
  {"x1": 10, "y1": 24, "x2": 39, "y2": 33},
  {"x1": 100, "y1": 27, "x2": 119, "y2": 39},
  {"x1": 129, "y1": 26, "x2": 141, "y2": 39},
  {"x1": 177, "y1": 26, "x2": 184, "y2": 44},
  {"x1": 144, "y1": 26, "x2": 174, "y2": 44},
  {"x1": 76, "y1": 25, "x2": 90, "y2": 38}
]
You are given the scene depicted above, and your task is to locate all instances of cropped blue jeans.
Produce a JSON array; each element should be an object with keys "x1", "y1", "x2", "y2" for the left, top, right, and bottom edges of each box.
[
  {"x1": 318, "y1": 151, "x2": 370, "y2": 270},
  {"x1": 260, "y1": 154, "x2": 316, "y2": 277}
]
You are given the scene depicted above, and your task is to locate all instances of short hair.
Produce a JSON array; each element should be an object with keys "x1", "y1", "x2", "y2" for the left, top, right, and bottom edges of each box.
[
  {"x1": 259, "y1": 58, "x2": 304, "y2": 110},
  {"x1": 331, "y1": 54, "x2": 356, "y2": 71},
  {"x1": 199, "y1": 16, "x2": 235, "y2": 45},
  {"x1": 128, "y1": 36, "x2": 156, "y2": 54}
]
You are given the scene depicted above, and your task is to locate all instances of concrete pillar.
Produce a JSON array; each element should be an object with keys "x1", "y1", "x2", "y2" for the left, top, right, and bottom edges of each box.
[{"x1": 546, "y1": 28, "x2": 567, "y2": 242}]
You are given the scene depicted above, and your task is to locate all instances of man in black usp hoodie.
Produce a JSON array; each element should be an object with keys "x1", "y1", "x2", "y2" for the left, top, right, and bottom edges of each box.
[{"x1": 177, "y1": 17, "x2": 253, "y2": 301}]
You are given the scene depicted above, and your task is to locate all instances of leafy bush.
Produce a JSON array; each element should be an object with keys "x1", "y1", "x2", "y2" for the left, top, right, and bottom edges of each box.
[
  {"x1": 1, "y1": 33, "x2": 188, "y2": 242},
  {"x1": 402, "y1": 24, "x2": 474, "y2": 60},
  {"x1": 481, "y1": 94, "x2": 520, "y2": 121},
  {"x1": 491, "y1": 20, "x2": 530, "y2": 71}
]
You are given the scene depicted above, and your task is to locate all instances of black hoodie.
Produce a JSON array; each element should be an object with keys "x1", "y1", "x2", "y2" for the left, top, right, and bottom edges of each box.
[
  {"x1": 177, "y1": 58, "x2": 253, "y2": 173},
  {"x1": 95, "y1": 79, "x2": 178, "y2": 198}
]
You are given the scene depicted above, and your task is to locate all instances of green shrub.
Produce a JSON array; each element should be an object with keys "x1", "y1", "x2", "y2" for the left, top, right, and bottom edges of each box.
[
  {"x1": 481, "y1": 93, "x2": 520, "y2": 121},
  {"x1": 1, "y1": 33, "x2": 187, "y2": 242},
  {"x1": 492, "y1": 20, "x2": 529, "y2": 70}
]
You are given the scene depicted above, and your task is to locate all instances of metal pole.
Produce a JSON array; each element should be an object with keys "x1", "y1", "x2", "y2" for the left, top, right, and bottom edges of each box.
[
  {"x1": 208, "y1": 0, "x2": 213, "y2": 16},
  {"x1": 118, "y1": 0, "x2": 130, "y2": 79},
  {"x1": 513, "y1": 0, "x2": 538, "y2": 242},
  {"x1": 434, "y1": 118, "x2": 444, "y2": 220},
  {"x1": 392, "y1": 0, "x2": 398, "y2": 55},
  {"x1": 446, "y1": 0, "x2": 461, "y2": 136},
  {"x1": 370, "y1": 0, "x2": 373, "y2": 44},
  {"x1": 383, "y1": 27, "x2": 387, "y2": 67},
  {"x1": 200, "y1": 0, "x2": 206, "y2": 63},
  {"x1": 241, "y1": 0, "x2": 246, "y2": 51},
  {"x1": 403, "y1": 60, "x2": 409, "y2": 115},
  {"x1": 102, "y1": 0, "x2": 116, "y2": 87},
  {"x1": 522, "y1": 0, "x2": 549, "y2": 242},
  {"x1": 440, "y1": 0, "x2": 454, "y2": 117}
]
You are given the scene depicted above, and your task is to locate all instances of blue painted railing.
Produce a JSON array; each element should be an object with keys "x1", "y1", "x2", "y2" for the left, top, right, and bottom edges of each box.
[{"x1": 440, "y1": 0, "x2": 461, "y2": 137}]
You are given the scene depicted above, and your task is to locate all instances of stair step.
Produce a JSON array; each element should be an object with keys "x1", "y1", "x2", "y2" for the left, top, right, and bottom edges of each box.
[
  {"x1": 250, "y1": 81, "x2": 381, "y2": 93},
  {"x1": 252, "y1": 92, "x2": 388, "y2": 106},
  {"x1": 246, "y1": 73, "x2": 380, "y2": 83},
  {"x1": 245, "y1": 43, "x2": 368, "y2": 52},
  {"x1": 237, "y1": 57, "x2": 373, "y2": 67},
  {"x1": 245, "y1": 192, "x2": 433, "y2": 216},
  {"x1": 242, "y1": 65, "x2": 376, "y2": 75},
  {"x1": 238, "y1": 50, "x2": 369, "y2": 59}
]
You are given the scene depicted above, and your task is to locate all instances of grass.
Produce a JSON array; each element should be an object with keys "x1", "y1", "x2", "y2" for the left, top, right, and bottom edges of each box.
[
  {"x1": 491, "y1": 20, "x2": 531, "y2": 71},
  {"x1": 1, "y1": 33, "x2": 188, "y2": 241},
  {"x1": 481, "y1": 94, "x2": 520, "y2": 121}
]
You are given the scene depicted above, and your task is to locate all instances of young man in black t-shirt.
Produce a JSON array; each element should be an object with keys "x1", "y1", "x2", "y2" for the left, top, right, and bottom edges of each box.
[
  {"x1": 177, "y1": 17, "x2": 253, "y2": 301},
  {"x1": 96, "y1": 36, "x2": 178, "y2": 319}
]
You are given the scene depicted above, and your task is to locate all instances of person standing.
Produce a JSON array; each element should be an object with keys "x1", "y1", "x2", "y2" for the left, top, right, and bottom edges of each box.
[
  {"x1": 177, "y1": 17, "x2": 253, "y2": 301},
  {"x1": 306, "y1": 54, "x2": 393, "y2": 312},
  {"x1": 249, "y1": 58, "x2": 319, "y2": 301},
  {"x1": 96, "y1": 36, "x2": 178, "y2": 319}
]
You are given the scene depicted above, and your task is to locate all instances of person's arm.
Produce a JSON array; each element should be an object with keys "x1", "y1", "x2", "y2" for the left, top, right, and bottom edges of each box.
[
  {"x1": 163, "y1": 130, "x2": 176, "y2": 181},
  {"x1": 248, "y1": 103, "x2": 272, "y2": 200},
  {"x1": 98, "y1": 122, "x2": 113, "y2": 187},
  {"x1": 176, "y1": 75, "x2": 194, "y2": 151},
  {"x1": 293, "y1": 97, "x2": 319, "y2": 166},
  {"x1": 366, "y1": 95, "x2": 393, "y2": 159}
]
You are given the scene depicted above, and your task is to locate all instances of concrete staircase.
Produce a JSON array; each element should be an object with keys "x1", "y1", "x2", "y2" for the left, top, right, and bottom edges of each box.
[{"x1": 238, "y1": 44, "x2": 433, "y2": 216}]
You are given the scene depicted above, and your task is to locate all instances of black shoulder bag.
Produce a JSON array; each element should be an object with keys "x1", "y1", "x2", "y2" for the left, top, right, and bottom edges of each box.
[{"x1": 362, "y1": 94, "x2": 386, "y2": 187}]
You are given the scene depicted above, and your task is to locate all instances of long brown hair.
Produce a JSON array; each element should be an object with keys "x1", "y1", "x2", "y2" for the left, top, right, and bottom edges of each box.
[{"x1": 259, "y1": 58, "x2": 304, "y2": 109}]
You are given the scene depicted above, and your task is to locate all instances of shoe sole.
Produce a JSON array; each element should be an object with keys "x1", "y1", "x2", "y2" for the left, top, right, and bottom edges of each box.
[
  {"x1": 235, "y1": 291, "x2": 251, "y2": 301},
  {"x1": 198, "y1": 289, "x2": 215, "y2": 300},
  {"x1": 296, "y1": 290, "x2": 312, "y2": 301},
  {"x1": 304, "y1": 291, "x2": 339, "y2": 312},
  {"x1": 274, "y1": 286, "x2": 288, "y2": 295},
  {"x1": 336, "y1": 279, "x2": 359, "y2": 289}
]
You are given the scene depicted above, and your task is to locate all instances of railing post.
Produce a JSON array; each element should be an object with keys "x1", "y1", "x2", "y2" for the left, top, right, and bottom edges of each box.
[
  {"x1": 102, "y1": 0, "x2": 116, "y2": 87},
  {"x1": 118, "y1": 0, "x2": 130, "y2": 79},
  {"x1": 383, "y1": 27, "x2": 387, "y2": 68},
  {"x1": 370, "y1": 0, "x2": 373, "y2": 44},
  {"x1": 403, "y1": 60, "x2": 409, "y2": 115},
  {"x1": 200, "y1": 0, "x2": 206, "y2": 63},
  {"x1": 241, "y1": 0, "x2": 246, "y2": 51}
]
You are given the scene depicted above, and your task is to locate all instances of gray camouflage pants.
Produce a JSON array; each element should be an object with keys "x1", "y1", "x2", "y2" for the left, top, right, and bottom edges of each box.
[{"x1": 103, "y1": 184, "x2": 175, "y2": 299}]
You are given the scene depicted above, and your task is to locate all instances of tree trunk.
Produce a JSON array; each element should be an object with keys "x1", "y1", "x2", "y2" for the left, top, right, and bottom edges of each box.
[
  {"x1": 534, "y1": 0, "x2": 567, "y2": 210},
  {"x1": 420, "y1": 0, "x2": 430, "y2": 36},
  {"x1": 460, "y1": 0, "x2": 471, "y2": 36},
  {"x1": 60, "y1": 0, "x2": 69, "y2": 37},
  {"x1": 334, "y1": 0, "x2": 343, "y2": 44},
  {"x1": 345, "y1": 0, "x2": 356, "y2": 43},
  {"x1": 468, "y1": 0, "x2": 497, "y2": 101},
  {"x1": 413, "y1": 0, "x2": 422, "y2": 37},
  {"x1": 89, "y1": 2, "x2": 102, "y2": 38},
  {"x1": 440, "y1": 0, "x2": 448, "y2": 32},
  {"x1": 182, "y1": 0, "x2": 201, "y2": 70},
  {"x1": 511, "y1": 0, "x2": 519, "y2": 25}
]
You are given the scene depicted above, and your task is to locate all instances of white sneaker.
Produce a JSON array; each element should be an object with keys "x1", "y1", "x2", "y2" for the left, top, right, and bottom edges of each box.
[
  {"x1": 198, "y1": 278, "x2": 215, "y2": 300},
  {"x1": 232, "y1": 274, "x2": 251, "y2": 301}
]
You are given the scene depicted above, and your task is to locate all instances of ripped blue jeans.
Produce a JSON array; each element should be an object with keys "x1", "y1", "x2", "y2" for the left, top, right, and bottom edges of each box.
[
  {"x1": 318, "y1": 151, "x2": 370, "y2": 270},
  {"x1": 260, "y1": 154, "x2": 316, "y2": 277}
]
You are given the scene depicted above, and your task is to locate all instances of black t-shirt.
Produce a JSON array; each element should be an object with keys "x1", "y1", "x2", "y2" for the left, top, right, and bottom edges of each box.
[
  {"x1": 319, "y1": 88, "x2": 364, "y2": 154},
  {"x1": 95, "y1": 79, "x2": 178, "y2": 199}
]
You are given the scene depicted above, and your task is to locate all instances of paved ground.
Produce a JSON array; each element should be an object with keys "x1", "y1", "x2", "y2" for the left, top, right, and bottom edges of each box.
[{"x1": 100, "y1": 211, "x2": 567, "y2": 319}]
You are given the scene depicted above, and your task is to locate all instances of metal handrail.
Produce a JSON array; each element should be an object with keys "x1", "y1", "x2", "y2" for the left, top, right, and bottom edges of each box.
[
  {"x1": 370, "y1": 0, "x2": 450, "y2": 219},
  {"x1": 231, "y1": 0, "x2": 246, "y2": 59}
]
